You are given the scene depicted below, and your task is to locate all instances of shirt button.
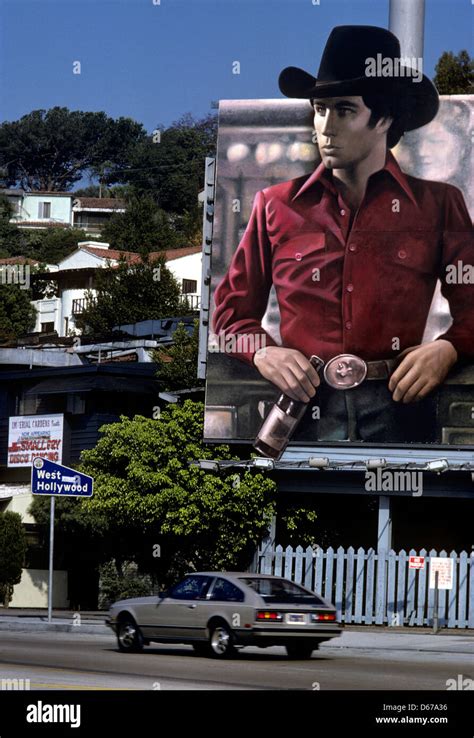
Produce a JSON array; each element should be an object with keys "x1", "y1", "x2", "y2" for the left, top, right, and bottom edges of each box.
[
  {"x1": 346, "y1": 283, "x2": 354, "y2": 293},
  {"x1": 398, "y1": 249, "x2": 407, "y2": 259},
  {"x1": 295, "y1": 252, "x2": 302, "y2": 261},
  {"x1": 340, "y1": 209, "x2": 346, "y2": 216},
  {"x1": 348, "y1": 244, "x2": 356, "y2": 252},
  {"x1": 345, "y1": 321, "x2": 352, "y2": 330}
]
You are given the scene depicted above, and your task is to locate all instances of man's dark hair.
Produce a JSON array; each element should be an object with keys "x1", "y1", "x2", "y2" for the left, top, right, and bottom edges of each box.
[{"x1": 362, "y1": 92, "x2": 406, "y2": 149}]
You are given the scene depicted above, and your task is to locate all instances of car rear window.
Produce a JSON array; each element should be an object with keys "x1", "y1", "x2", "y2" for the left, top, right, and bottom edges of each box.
[{"x1": 239, "y1": 577, "x2": 325, "y2": 605}]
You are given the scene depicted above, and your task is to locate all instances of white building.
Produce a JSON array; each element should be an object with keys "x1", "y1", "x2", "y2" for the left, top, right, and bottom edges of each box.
[{"x1": 31, "y1": 242, "x2": 202, "y2": 336}]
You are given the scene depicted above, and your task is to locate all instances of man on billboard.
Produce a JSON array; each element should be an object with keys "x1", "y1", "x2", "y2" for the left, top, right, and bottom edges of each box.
[{"x1": 212, "y1": 25, "x2": 473, "y2": 444}]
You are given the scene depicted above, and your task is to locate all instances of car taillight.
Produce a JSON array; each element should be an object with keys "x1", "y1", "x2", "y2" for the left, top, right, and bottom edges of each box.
[
  {"x1": 311, "y1": 612, "x2": 336, "y2": 622},
  {"x1": 256, "y1": 611, "x2": 283, "y2": 621}
]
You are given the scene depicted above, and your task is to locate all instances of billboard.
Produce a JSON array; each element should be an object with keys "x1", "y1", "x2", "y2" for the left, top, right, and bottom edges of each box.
[
  {"x1": 204, "y1": 90, "x2": 473, "y2": 456},
  {"x1": 8, "y1": 414, "x2": 64, "y2": 467}
]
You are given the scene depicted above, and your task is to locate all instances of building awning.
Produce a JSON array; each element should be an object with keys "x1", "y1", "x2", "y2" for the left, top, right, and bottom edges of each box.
[{"x1": 23, "y1": 375, "x2": 158, "y2": 395}]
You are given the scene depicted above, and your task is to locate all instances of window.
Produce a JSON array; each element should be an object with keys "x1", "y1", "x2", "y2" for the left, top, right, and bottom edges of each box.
[
  {"x1": 182, "y1": 279, "x2": 197, "y2": 294},
  {"x1": 239, "y1": 577, "x2": 325, "y2": 605},
  {"x1": 168, "y1": 575, "x2": 213, "y2": 600},
  {"x1": 40, "y1": 322, "x2": 55, "y2": 333},
  {"x1": 38, "y1": 202, "x2": 51, "y2": 219},
  {"x1": 209, "y1": 578, "x2": 244, "y2": 602}
]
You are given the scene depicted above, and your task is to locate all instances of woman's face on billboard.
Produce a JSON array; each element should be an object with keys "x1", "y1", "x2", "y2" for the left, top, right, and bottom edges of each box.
[{"x1": 417, "y1": 120, "x2": 459, "y2": 181}]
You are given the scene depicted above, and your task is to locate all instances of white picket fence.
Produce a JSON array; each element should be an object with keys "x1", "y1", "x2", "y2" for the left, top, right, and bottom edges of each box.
[{"x1": 252, "y1": 545, "x2": 474, "y2": 628}]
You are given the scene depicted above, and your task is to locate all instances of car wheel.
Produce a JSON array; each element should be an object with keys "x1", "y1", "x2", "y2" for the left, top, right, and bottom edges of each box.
[
  {"x1": 208, "y1": 622, "x2": 237, "y2": 659},
  {"x1": 117, "y1": 616, "x2": 144, "y2": 653},
  {"x1": 285, "y1": 643, "x2": 316, "y2": 660}
]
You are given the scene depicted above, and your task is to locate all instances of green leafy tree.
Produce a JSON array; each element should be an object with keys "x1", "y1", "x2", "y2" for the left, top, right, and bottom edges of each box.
[
  {"x1": 0, "y1": 283, "x2": 37, "y2": 341},
  {"x1": 19, "y1": 227, "x2": 90, "y2": 265},
  {"x1": 0, "y1": 107, "x2": 146, "y2": 191},
  {"x1": 101, "y1": 195, "x2": 184, "y2": 253},
  {"x1": 30, "y1": 402, "x2": 278, "y2": 585},
  {"x1": 434, "y1": 50, "x2": 473, "y2": 94},
  {"x1": 0, "y1": 511, "x2": 27, "y2": 607},
  {"x1": 76, "y1": 256, "x2": 187, "y2": 336},
  {"x1": 153, "y1": 320, "x2": 203, "y2": 391}
]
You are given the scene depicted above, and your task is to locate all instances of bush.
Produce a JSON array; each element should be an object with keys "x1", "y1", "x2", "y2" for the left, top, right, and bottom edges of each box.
[
  {"x1": 0, "y1": 511, "x2": 27, "y2": 607},
  {"x1": 98, "y1": 560, "x2": 154, "y2": 610}
]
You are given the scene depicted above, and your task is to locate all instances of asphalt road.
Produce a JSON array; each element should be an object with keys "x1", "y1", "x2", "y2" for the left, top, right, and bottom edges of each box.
[{"x1": 0, "y1": 629, "x2": 473, "y2": 691}]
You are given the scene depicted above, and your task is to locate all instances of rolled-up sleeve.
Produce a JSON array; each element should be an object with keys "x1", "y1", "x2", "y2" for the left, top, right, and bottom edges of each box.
[
  {"x1": 437, "y1": 185, "x2": 474, "y2": 360},
  {"x1": 212, "y1": 190, "x2": 278, "y2": 365}
]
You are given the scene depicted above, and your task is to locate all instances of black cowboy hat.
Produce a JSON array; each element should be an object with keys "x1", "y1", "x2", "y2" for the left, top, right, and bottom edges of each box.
[{"x1": 279, "y1": 25, "x2": 439, "y2": 131}]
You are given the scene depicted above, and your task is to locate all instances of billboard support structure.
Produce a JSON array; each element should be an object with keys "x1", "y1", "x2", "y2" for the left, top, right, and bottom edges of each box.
[
  {"x1": 382, "y1": 0, "x2": 426, "y2": 546},
  {"x1": 197, "y1": 157, "x2": 216, "y2": 380}
]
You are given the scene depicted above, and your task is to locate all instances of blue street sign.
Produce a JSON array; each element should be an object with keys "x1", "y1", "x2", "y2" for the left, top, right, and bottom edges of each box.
[{"x1": 31, "y1": 457, "x2": 93, "y2": 497}]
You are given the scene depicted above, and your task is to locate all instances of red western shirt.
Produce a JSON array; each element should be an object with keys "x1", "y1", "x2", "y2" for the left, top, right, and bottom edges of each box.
[{"x1": 212, "y1": 151, "x2": 473, "y2": 366}]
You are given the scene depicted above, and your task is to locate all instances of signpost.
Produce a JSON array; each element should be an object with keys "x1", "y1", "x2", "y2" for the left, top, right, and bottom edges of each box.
[{"x1": 31, "y1": 458, "x2": 93, "y2": 623}]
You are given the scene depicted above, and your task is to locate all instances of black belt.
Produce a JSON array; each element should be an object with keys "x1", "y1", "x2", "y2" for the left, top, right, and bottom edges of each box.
[{"x1": 311, "y1": 354, "x2": 398, "y2": 390}]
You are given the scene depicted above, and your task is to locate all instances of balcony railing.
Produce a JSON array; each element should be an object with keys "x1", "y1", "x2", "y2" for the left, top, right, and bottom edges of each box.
[
  {"x1": 179, "y1": 294, "x2": 201, "y2": 310},
  {"x1": 72, "y1": 297, "x2": 96, "y2": 315}
]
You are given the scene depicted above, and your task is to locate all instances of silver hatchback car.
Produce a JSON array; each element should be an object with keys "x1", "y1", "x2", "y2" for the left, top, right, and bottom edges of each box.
[{"x1": 107, "y1": 572, "x2": 342, "y2": 659}]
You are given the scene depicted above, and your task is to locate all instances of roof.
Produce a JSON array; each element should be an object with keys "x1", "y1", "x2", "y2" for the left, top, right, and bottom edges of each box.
[
  {"x1": 80, "y1": 246, "x2": 143, "y2": 263},
  {"x1": 16, "y1": 220, "x2": 70, "y2": 228},
  {"x1": 81, "y1": 245, "x2": 201, "y2": 263},
  {"x1": 0, "y1": 257, "x2": 40, "y2": 265},
  {"x1": 148, "y1": 245, "x2": 202, "y2": 261},
  {"x1": 22, "y1": 191, "x2": 74, "y2": 197},
  {"x1": 73, "y1": 197, "x2": 126, "y2": 210}
]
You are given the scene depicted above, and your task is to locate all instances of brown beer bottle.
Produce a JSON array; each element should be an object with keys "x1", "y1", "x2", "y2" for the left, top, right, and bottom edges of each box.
[{"x1": 253, "y1": 355, "x2": 324, "y2": 460}]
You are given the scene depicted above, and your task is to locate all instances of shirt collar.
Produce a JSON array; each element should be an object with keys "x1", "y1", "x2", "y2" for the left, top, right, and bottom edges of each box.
[{"x1": 292, "y1": 150, "x2": 418, "y2": 207}]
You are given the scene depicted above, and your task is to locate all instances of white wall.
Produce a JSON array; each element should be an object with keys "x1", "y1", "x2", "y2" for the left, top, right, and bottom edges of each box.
[
  {"x1": 167, "y1": 252, "x2": 202, "y2": 296},
  {"x1": 59, "y1": 249, "x2": 112, "y2": 270},
  {"x1": 10, "y1": 569, "x2": 69, "y2": 608},
  {"x1": 20, "y1": 194, "x2": 73, "y2": 225},
  {"x1": 31, "y1": 298, "x2": 61, "y2": 333}
]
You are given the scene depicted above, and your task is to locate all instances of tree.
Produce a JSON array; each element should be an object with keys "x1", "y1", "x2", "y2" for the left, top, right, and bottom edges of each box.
[
  {"x1": 434, "y1": 50, "x2": 473, "y2": 94},
  {"x1": 30, "y1": 402, "x2": 278, "y2": 585},
  {"x1": 0, "y1": 283, "x2": 37, "y2": 341},
  {"x1": 0, "y1": 107, "x2": 146, "y2": 191},
  {"x1": 75, "y1": 256, "x2": 187, "y2": 336},
  {"x1": 0, "y1": 511, "x2": 27, "y2": 607},
  {"x1": 100, "y1": 195, "x2": 184, "y2": 253},
  {"x1": 153, "y1": 319, "x2": 204, "y2": 391}
]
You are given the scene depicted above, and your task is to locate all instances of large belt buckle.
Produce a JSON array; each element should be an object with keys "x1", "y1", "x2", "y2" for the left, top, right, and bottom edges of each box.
[{"x1": 323, "y1": 353, "x2": 368, "y2": 390}]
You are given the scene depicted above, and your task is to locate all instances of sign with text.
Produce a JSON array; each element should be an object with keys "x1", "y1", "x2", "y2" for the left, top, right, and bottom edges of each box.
[
  {"x1": 31, "y1": 457, "x2": 93, "y2": 498},
  {"x1": 409, "y1": 556, "x2": 425, "y2": 570},
  {"x1": 8, "y1": 414, "x2": 64, "y2": 468},
  {"x1": 429, "y1": 557, "x2": 454, "y2": 590}
]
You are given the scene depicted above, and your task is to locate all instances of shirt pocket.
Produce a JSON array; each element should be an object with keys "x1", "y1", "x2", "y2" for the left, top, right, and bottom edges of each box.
[
  {"x1": 271, "y1": 232, "x2": 329, "y2": 292},
  {"x1": 272, "y1": 232, "x2": 327, "y2": 267},
  {"x1": 387, "y1": 233, "x2": 441, "y2": 277}
]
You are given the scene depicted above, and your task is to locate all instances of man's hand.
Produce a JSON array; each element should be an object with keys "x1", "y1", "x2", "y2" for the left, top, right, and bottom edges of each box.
[
  {"x1": 388, "y1": 340, "x2": 458, "y2": 403},
  {"x1": 253, "y1": 346, "x2": 320, "y2": 402}
]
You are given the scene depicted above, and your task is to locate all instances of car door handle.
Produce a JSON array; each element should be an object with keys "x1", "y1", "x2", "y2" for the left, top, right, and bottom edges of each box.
[{"x1": 187, "y1": 604, "x2": 197, "y2": 609}]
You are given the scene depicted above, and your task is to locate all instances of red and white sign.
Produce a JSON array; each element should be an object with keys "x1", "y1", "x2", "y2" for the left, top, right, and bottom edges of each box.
[
  {"x1": 409, "y1": 556, "x2": 425, "y2": 570},
  {"x1": 429, "y1": 557, "x2": 454, "y2": 590},
  {"x1": 8, "y1": 414, "x2": 64, "y2": 468}
]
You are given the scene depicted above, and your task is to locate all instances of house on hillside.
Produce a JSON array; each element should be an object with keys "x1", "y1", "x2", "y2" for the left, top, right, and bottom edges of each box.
[
  {"x1": 0, "y1": 189, "x2": 127, "y2": 234},
  {"x1": 72, "y1": 197, "x2": 126, "y2": 235},
  {"x1": 1, "y1": 189, "x2": 74, "y2": 229},
  {"x1": 28, "y1": 241, "x2": 202, "y2": 337}
]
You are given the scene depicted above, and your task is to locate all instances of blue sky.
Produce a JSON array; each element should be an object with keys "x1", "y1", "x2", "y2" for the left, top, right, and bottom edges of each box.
[{"x1": 0, "y1": 0, "x2": 472, "y2": 133}]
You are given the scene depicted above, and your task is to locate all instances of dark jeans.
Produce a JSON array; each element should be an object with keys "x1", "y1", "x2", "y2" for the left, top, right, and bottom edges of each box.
[{"x1": 293, "y1": 380, "x2": 438, "y2": 444}]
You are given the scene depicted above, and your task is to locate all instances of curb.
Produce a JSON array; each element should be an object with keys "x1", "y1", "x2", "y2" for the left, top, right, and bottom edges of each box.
[{"x1": 0, "y1": 622, "x2": 110, "y2": 635}]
